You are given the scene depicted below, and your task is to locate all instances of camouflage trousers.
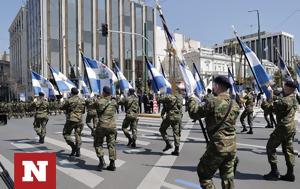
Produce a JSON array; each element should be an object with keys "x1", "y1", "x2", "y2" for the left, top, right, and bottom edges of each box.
[
  {"x1": 86, "y1": 113, "x2": 97, "y2": 132},
  {"x1": 94, "y1": 127, "x2": 117, "y2": 160},
  {"x1": 197, "y1": 147, "x2": 236, "y2": 189},
  {"x1": 266, "y1": 129, "x2": 295, "y2": 168},
  {"x1": 34, "y1": 117, "x2": 48, "y2": 137},
  {"x1": 63, "y1": 120, "x2": 84, "y2": 148},
  {"x1": 240, "y1": 109, "x2": 253, "y2": 129},
  {"x1": 122, "y1": 116, "x2": 138, "y2": 141},
  {"x1": 263, "y1": 111, "x2": 276, "y2": 127},
  {"x1": 159, "y1": 118, "x2": 181, "y2": 147}
]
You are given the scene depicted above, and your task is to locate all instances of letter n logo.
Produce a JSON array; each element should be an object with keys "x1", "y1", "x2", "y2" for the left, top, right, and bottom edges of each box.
[{"x1": 14, "y1": 153, "x2": 56, "y2": 189}]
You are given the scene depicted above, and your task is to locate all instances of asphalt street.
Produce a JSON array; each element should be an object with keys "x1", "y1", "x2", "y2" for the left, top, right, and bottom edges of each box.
[{"x1": 0, "y1": 108, "x2": 299, "y2": 189}]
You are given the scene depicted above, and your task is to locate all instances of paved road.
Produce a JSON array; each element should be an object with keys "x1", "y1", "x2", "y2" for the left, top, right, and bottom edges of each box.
[{"x1": 0, "y1": 109, "x2": 299, "y2": 189}]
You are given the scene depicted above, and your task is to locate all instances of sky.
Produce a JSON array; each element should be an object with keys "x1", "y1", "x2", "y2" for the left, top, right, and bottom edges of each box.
[{"x1": 0, "y1": 0, "x2": 299, "y2": 54}]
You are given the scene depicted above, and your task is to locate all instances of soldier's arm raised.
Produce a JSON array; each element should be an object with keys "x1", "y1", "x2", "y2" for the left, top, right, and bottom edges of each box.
[{"x1": 187, "y1": 97, "x2": 210, "y2": 120}]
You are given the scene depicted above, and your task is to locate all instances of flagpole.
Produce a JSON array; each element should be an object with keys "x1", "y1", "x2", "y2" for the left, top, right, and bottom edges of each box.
[
  {"x1": 145, "y1": 56, "x2": 160, "y2": 92},
  {"x1": 80, "y1": 53, "x2": 93, "y2": 94},
  {"x1": 193, "y1": 62, "x2": 206, "y2": 92},
  {"x1": 48, "y1": 64, "x2": 62, "y2": 96}
]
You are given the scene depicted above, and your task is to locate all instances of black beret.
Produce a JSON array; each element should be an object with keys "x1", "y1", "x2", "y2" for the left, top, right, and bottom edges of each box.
[
  {"x1": 214, "y1": 76, "x2": 231, "y2": 89},
  {"x1": 103, "y1": 86, "x2": 111, "y2": 94},
  {"x1": 284, "y1": 80, "x2": 297, "y2": 89},
  {"x1": 71, "y1": 87, "x2": 79, "y2": 95},
  {"x1": 38, "y1": 92, "x2": 45, "y2": 96}
]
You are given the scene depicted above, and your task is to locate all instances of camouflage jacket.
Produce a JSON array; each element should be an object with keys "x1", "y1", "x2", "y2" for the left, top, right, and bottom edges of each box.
[
  {"x1": 61, "y1": 95, "x2": 85, "y2": 122},
  {"x1": 160, "y1": 94, "x2": 183, "y2": 120},
  {"x1": 188, "y1": 92, "x2": 240, "y2": 153},
  {"x1": 96, "y1": 96, "x2": 117, "y2": 128},
  {"x1": 261, "y1": 98, "x2": 273, "y2": 112},
  {"x1": 243, "y1": 92, "x2": 255, "y2": 111},
  {"x1": 0, "y1": 102, "x2": 8, "y2": 115},
  {"x1": 31, "y1": 98, "x2": 49, "y2": 119},
  {"x1": 119, "y1": 95, "x2": 139, "y2": 117},
  {"x1": 85, "y1": 98, "x2": 97, "y2": 115},
  {"x1": 272, "y1": 93, "x2": 298, "y2": 134}
]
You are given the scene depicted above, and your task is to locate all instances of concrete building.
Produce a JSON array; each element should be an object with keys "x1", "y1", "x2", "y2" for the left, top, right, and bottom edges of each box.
[
  {"x1": 214, "y1": 31, "x2": 295, "y2": 66},
  {"x1": 9, "y1": 7, "x2": 27, "y2": 99},
  {"x1": 0, "y1": 52, "x2": 11, "y2": 101},
  {"x1": 9, "y1": 0, "x2": 156, "y2": 99}
]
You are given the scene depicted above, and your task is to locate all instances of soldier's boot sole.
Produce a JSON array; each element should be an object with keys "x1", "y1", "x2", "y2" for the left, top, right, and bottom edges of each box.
[
  {"x1": 280, "y1": 174, "x2": 295, "y2": 182},
  {"x1": 162, "y1": 143, "x2": 173, "y2": 152}
]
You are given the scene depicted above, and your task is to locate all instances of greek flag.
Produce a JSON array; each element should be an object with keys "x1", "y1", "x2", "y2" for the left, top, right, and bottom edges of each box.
[
  {"x1": 114, "y1": 64, "x2": 133, "y2": 91},
  {"x1": 31, "y1": 71, "x2": 58, "y2": 98},
  {"x1": 146, "y1": 59, "x2": 171, "y2": 94},
  {"x1": 49, "y1": 66, "x2": 76, "y2": 93},
  {"x1": 278, "y1": 55, "x2": 293, "y2": 82},
  {"x1": 179, "y1": 63, "x2": 198, "y2": 96},
  {"x1": 79, "y1": 79, "x2": 89, "y2": 95},
  {"x1": 296, "y1": 64, "x2": 300, "y2": 92},
  {"x1": 193, "y1": 63, "x2": 206, "y2": 97},
  {"x1": 235, "y1": 33, "x2": 272, "y2": 98},
  {"x1": 227, "y1": 67, "x2": 237, "y2": 96},
  {"x1": 82, "y1": 53, "x2": 118, "y2": 94}
]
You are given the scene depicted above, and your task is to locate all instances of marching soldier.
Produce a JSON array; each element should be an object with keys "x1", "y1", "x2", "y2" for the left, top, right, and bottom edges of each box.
[
  {"x1": 240, "y1": 87, "x2": 255, "y2": 134},
  {"x1": 85, "y1": 95, "x2": 98, "y2": 136},
  {"x1": 261, "y1": 97, "x2": 276, "y2": 128},
  {"x1": 61, "y1": 88, "x2": 85, "y2": 158},
  {"x1": 31, "y1": 92, "x2": 49, "y2": 143},
  {"x1": 159, "y1": 90, "x2": 183, "y2": 156},
  {"x1": 119, "y1": 88, "x2": 139, "y2": 148},
  {"x1": 94, "y1": 86, "x2": 118, "y2": 171},
  {"x1": 187, "y1": 76, "x2": 240, "y2": 189},
  {"x1": 264, "y1": 81, "x2": 298, "y2": 182},
  {"x1": 0, "y1": 101, "x2": 8, "y2": 125}
]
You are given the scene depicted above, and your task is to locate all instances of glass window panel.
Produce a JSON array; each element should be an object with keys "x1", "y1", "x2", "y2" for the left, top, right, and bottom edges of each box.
[{"x1": 83, "y1": 0, "x2": 92, "y2": 57}]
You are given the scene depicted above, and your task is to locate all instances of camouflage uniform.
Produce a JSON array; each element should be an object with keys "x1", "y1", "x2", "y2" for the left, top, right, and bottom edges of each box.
[
  {"x1": 264, "y1": 93, "x2": 298, "y2": 180},
  {"x1": 240, "y1": 91, "x2": 255, "y2": 133},
  {"x1": 188, "y1": 92, "x2": 240, "y2": 189},
  {"x1": 0, "y1": 102, "x2": 8, "y2": 125},
  {"x1": 159, "y1": 94, "x2": 182, "y2": 155},
  {"x1": 85, "y1": 97, "x2": 98, "y2": 136},
  {"x1": 61, "y1": 95, "x2": 85, "y2": 156},
  {"x1": 31, "y1": 98, "x2": 49, "y2": 143},
  {"x1": 94, "y1": 96, "x2": 118, "y2": 170},
  {"x1": 261, "y1": 99, "x2": 276, "y2": 128},
  {"x1": 119, "y1": 94, "x2": 139, "y2": 147}
]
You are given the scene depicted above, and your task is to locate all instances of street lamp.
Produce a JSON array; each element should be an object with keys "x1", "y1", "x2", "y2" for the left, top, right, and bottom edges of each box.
[{"x1": 248, "y1": 10, "x2": 262, "y2": 63}]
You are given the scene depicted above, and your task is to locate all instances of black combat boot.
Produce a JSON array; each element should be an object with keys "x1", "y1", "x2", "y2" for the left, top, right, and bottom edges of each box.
[
  {"x1": 246, "y1": 128, "x2": 253, "y2": 134},
  {"x1": 241, "y1": 126, "x2": 248, "y2": 133},
  {"x1": 263, "y1": 163, "x2": 280, "y2": 180},
  {"x1": 280, "y1": 166, "x2": 295, "y2": 182},
  {"x1": 69, "y1": 143, "x2": 77, "y2": 157},
  {"x1": 39, "y1": 136, "x2": 45, "y2": 144},
  {"x1": 171, "y1": 146, "x2": 179, "y2": 156},
  {"x1": 131, "y1": 140, "x2": 136, "y2": 148},
  {"x1": 127, "y1": 137, "x2": 133, "y2": 146},
  {"x1": 75, "y1": 147, "x2": 81, "y2": 157},
  {"x1": 162, "y1": 140, "x2": 173, "y2": 152},
  {"x1": 97, "y1": 157, "x2": 106, "y2": 171},
  {"x1": 107, "y1": 160, "x2": 116, "y2": 171}
]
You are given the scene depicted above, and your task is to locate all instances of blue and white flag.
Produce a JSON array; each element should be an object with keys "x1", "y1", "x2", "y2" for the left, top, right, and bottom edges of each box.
[
  {"x1": 79, "y1": 79, "x2": 89, "y2": 95},
  {"x1": 114, "y1": 64, "x2": 133, "y2": 91},
  {"x1": 179, "y1": 63, "x2": 198, "y2": 97},
  {"x1": 295, "y1": 64, "x2": 300, "y2": 92},
  {"x1": 82, "y1": 54, "x2": 118, "y2": 94},
  {"x1": 278, "y1": 55, "x2": 293, "y2": 82},
  {"x1": 227, "y1": 67, "x2": 237, "y2": 96},
  {"x1": 235, "y1": 32, "x2": 272, "y2": 98},
  {"x1": 146, "y1": 59, "x2": 171, "y2": 94},
  {"x1": 49, "y1": 66, "x2": 76, "y2": 93},
  {"x1": 193, "y1": 63, "x2": 206, "y2": 97},
  {"x1": 31, "y1": 71, "x2": 58, "y2": 98}
]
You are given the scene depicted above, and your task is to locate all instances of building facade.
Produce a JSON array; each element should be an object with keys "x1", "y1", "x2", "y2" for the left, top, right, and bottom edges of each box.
[
  {"x1": 0, "y1": 52, "x2": 11, "y2": 101},
  {"x1": 9, "y1": 0, "x2": 156, "y2": 98},
  {"x1": 214, "y1": 31, "x2": 294, "y2": 66}
]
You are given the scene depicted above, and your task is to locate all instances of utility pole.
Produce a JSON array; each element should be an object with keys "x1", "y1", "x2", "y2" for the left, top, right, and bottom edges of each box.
[{"x1": 249, "y1": 10, "x2": 262, "y2": 63}]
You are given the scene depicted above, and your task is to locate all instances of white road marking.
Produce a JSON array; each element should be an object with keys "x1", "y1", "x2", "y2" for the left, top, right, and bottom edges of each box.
[
  {"x1": 11, "y1": 140, "x2": 103, "y2": 188},
  {"x1": 137, "y1": 120, "x2": 194, "y2": 189}
]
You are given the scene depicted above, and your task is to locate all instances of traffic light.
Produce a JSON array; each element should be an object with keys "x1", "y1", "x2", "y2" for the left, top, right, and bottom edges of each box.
[{"x1": 101, "y1": 23, "x2": 108, "y2": 37}]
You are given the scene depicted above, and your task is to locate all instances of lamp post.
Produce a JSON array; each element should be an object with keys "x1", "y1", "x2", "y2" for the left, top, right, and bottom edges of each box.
[{"x1": 248, "y1": 10, "x2": 262, "y2": 63}]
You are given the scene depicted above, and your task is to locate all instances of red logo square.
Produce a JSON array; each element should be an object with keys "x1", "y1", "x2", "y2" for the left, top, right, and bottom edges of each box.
[{"x1": 14, "y1": 153, "x2": 56, "y2": 189}]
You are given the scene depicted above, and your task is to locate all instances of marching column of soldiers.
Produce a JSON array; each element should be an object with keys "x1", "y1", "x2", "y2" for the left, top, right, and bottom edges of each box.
[{"x1": 0, "y1": 76, "x2": 299, "y2": 189}]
